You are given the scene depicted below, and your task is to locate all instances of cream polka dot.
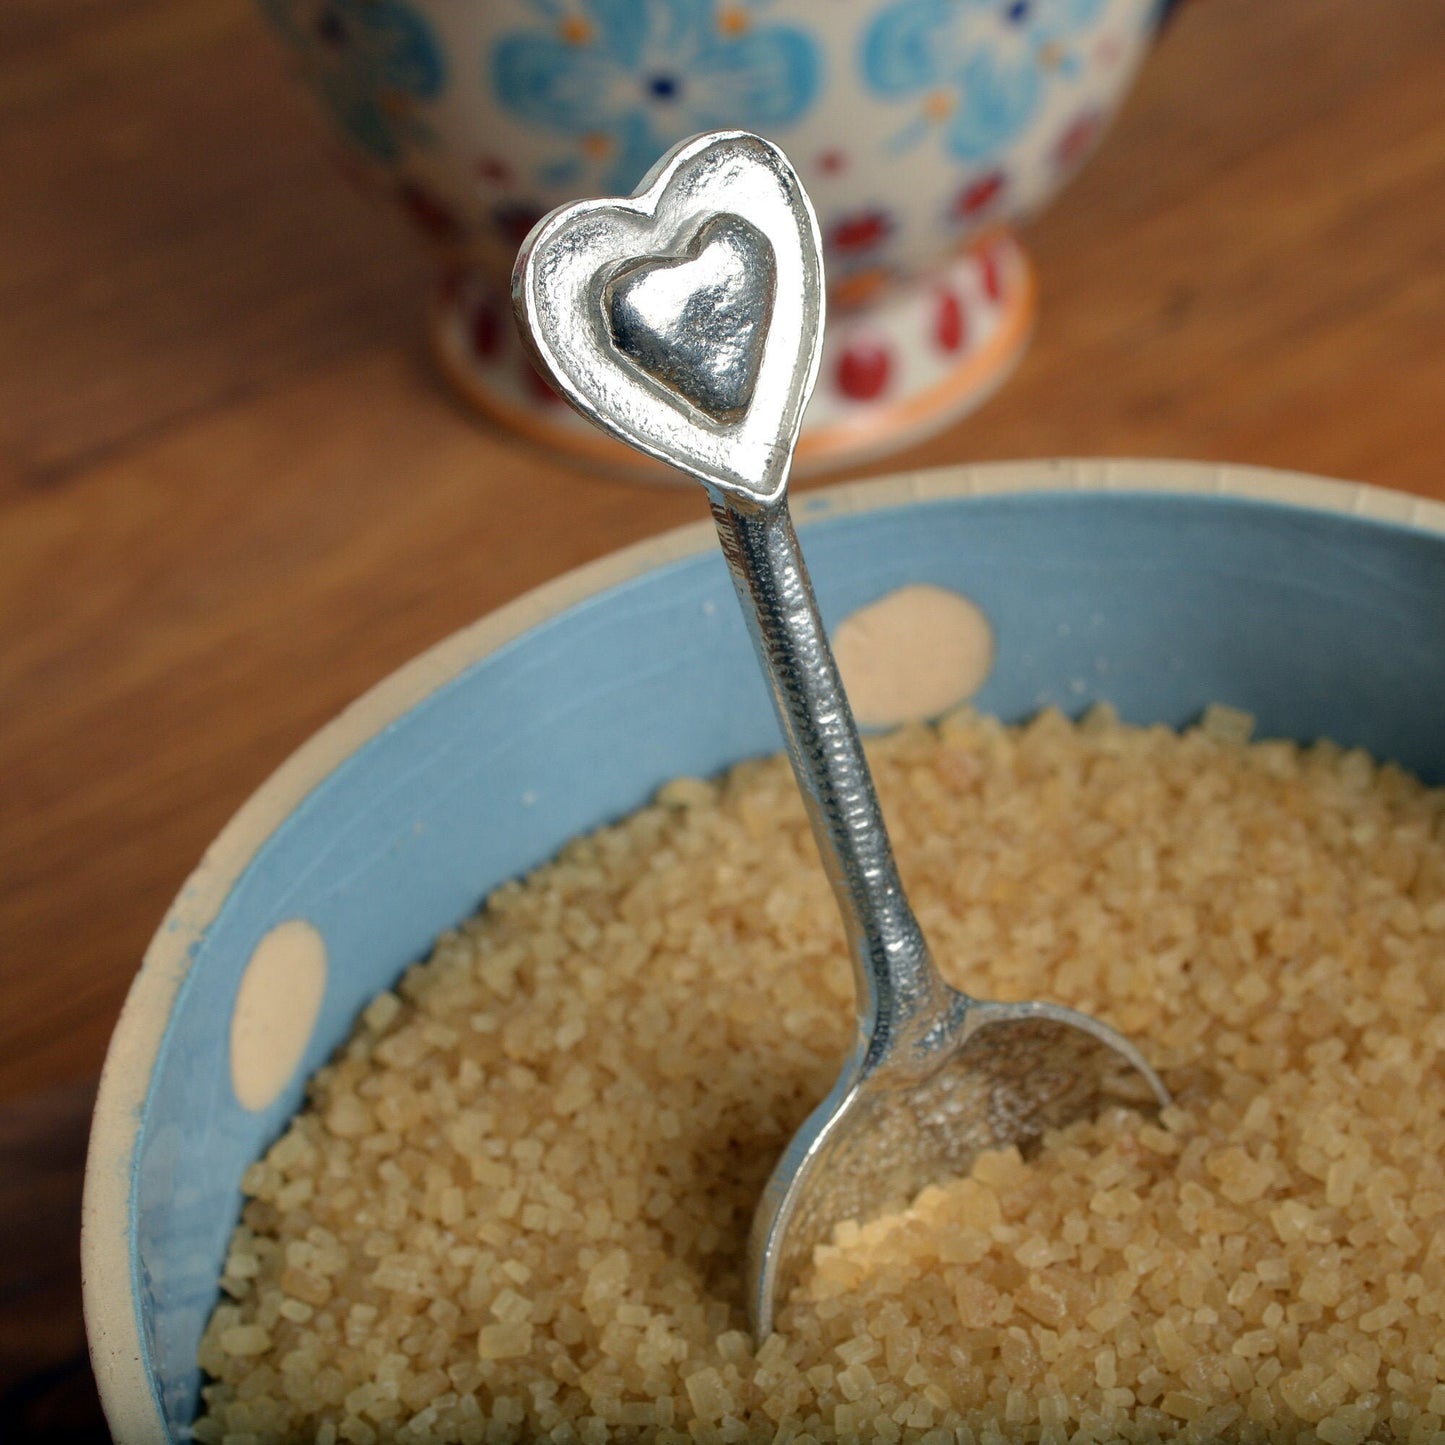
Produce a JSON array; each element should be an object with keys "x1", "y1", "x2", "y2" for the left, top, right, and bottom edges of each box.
[
  {"x1": 230, "y1": 919, "x2": 327, "y2": 1112},
  {"x1": 834, "y1": 583, "x2": 994, "y2": 727}
]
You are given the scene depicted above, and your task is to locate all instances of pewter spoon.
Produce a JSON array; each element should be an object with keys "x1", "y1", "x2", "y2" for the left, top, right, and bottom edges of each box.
[{"x1": 513, "y1": 130, "x2": 1169, "y2": 1341}]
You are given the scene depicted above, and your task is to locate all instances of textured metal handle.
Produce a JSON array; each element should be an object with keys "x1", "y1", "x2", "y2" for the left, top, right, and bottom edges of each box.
[{"x1": 710, "y1": 494, "x2": 947, "y2": 1044}]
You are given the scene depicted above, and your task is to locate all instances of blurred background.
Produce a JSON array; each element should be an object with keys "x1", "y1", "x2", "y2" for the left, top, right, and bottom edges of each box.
[{"x1": 2, "y1": 0, "x2": 1444, "y2": 1434}]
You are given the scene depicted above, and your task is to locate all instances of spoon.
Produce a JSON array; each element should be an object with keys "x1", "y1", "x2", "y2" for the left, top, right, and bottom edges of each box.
[{"x1": 513, "y1": 130, "x2": 1169, "y2": 1342}]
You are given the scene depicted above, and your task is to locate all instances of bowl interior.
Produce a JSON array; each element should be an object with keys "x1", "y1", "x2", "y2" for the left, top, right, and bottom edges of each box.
[{"x1": 102, "y1": 482, "x2": 1445, "y2": 1434}]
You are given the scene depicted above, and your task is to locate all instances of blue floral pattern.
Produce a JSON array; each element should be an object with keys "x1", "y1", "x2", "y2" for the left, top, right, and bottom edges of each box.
[
  {"x1": 257, "y1": 0, "x2": 444, "y2": 162},
  {"x1": 863, "y1": 0, "x2": 1107, "y2": 160},
  {"x1": 491, "y1": 0, "x2": 821, "y2": 194}
]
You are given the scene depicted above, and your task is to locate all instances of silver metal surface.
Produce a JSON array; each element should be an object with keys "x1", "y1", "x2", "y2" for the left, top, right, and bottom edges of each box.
[
  {"x1": 603, "y1": 212, "x2": 775, "y2": 425},
  {"x1": 513, "y1": 130, "x2": 1169, "y2": 1343},
  {"x1": 513, "y1": 131, "x2": 822, "y2": 505}
]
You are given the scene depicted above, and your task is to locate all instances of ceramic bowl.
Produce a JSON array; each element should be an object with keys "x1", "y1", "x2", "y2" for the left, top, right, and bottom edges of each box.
[
  {"x1": 84, "y1": 460, "x2": 1445, "y2": 1439},
  {"x1": 255, "y1": 0, "x2": 1172, "y2": 470}
]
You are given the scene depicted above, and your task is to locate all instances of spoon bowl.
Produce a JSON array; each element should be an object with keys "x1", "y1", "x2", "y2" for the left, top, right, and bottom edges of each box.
[{"x1": 751, "y1": 993, "x2": 1167, "y2": 1336}]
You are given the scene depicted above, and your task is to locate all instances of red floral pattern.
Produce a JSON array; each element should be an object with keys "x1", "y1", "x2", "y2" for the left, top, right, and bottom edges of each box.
[
  {"x1": 837, "y1": 341, "x2": 893, "y2": 400},
  {"x1": 828, "y1": 209, "x2": 894, "y2": 255}
]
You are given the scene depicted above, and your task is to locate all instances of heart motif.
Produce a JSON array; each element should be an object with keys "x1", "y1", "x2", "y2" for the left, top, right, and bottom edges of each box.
[
  {"x1": 512, "y1": 132, "x2": 825, "y2": 505},
  {"x1": 604, "y1": 213, "x2": 775, "y2": 426}
]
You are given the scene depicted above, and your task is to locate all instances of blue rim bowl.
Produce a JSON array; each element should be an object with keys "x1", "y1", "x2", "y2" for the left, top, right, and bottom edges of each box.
[{"x1": 84, "y1": 460, "x2": 1445, "y2": 1439}]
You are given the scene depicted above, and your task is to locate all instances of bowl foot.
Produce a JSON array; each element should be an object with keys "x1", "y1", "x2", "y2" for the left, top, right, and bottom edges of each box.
[{"x1": 429, "y1": 234, "x2": 1035, "y2": 480}]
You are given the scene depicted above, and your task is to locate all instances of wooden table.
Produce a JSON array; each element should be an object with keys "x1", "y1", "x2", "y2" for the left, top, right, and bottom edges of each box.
[{"x1": 3, "y1": 0, "x2": 1443, "y2": 1432}]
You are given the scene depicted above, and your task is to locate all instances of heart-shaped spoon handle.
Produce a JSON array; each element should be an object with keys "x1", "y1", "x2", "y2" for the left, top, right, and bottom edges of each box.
[
  {"x1": 513, "y1": 131, "x2": 824, "y2": 505},
  {"x1": 514, "y1": 129, "x2": 953, "y2": 1041}
]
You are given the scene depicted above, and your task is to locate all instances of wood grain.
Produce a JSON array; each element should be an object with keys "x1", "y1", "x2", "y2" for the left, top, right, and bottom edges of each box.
[
  {"x1": 2, "y1": 0, "x2": 1444, "y2": 1431},
  {"x1": 0, "y1": 0, "x2": 430, "y2": 481},
  {"x1": 0, "y1": 1081, "x2": 105, "y2": 1435}
]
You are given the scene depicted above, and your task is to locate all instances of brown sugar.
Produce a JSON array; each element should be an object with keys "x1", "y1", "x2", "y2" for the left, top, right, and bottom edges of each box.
[{"x1": 195, "y1": 706, "x2": 1445, "y2": 1443}]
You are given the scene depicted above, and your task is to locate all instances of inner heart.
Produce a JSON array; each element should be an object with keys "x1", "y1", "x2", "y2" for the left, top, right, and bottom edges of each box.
[{"x1": 602, "y1": 213, "x2": 776, "y2": 425}]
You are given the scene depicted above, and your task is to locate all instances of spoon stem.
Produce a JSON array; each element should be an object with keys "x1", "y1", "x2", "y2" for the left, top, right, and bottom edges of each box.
[{"x1": 710, "y1": 494, "x2": 947, "y2": 1044}]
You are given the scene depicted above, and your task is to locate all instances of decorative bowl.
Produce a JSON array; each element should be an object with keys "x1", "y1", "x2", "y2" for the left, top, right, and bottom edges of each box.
[
  {"x1": 84, "y1": 459, "x2": 1445, "y2": 1438},
  {"x1": 255, "y1": 0, "x2": 1174, "y2": 470}
]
